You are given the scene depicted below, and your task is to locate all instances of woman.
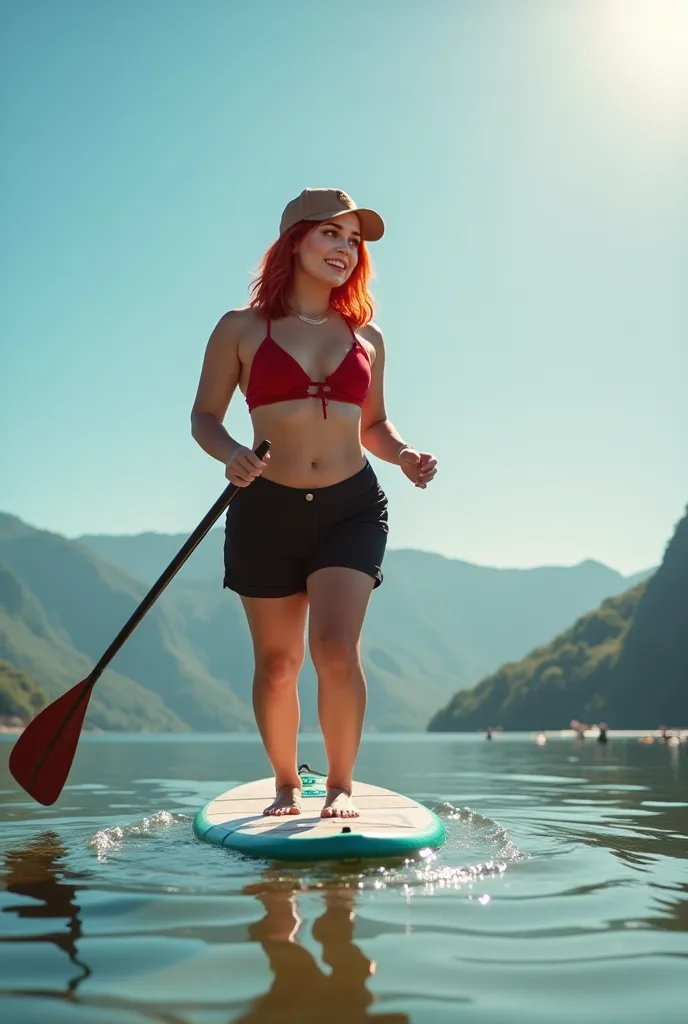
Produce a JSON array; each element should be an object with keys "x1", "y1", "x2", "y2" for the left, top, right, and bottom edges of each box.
[{"x1": 191, "y1": 187, "x2": 437, "y2": 819}]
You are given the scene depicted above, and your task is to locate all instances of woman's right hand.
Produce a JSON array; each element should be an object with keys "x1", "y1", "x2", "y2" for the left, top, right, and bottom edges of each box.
[{"x1": 225, "y1": 445, "x2": 270, "y2": 487}]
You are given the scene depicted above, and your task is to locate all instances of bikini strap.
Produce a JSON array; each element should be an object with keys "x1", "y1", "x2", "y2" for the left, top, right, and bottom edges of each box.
[{"x1": 344, "y1": 316, "x2": 359, "y2": 345}]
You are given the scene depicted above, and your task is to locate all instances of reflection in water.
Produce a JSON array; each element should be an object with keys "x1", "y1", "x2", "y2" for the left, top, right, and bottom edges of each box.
[
  {"x1": 1, "y1": 736, "x2": 685, "y2": 1023},
  {"x1": 649, "y1": 882, "x2": 688, "y2": 933},
  {"x1": 0, "y1": 831, "x2": 91, "y2": 993},
  {"x1": 234, "y1": 874, "x2": 408, "y2": 1024}
]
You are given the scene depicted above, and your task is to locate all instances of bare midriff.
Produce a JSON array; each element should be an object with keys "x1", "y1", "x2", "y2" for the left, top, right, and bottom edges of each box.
[{"x1": 248, "y1": 400, "x2": 366, "y2": 489}]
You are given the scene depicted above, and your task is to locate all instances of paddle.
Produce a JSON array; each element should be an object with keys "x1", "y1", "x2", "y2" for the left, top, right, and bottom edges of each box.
[{"x1": 9, "y1": 439, "x2": 271, "y2": 806}]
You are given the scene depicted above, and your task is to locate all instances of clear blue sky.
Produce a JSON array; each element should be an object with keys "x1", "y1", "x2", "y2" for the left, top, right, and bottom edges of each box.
[{"x1": 2, "y1": 0, "x2": 686, "y2": 575}]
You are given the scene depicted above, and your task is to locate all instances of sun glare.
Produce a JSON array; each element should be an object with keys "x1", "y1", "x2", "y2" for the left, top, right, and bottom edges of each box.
[{"x1": 583, "y1": 0, "x2": 688, "y2": 135}]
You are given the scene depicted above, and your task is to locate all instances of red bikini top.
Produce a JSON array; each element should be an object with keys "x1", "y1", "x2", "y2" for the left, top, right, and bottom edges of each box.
[{"x1": 245, "y1": 317, "x2": 371, "y2": 419}]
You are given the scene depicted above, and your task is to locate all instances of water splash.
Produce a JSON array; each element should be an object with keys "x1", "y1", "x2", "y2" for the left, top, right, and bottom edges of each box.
[
  {"x1": 88, "y1": 810, "x2": 184, "y2": 862},
  {"x1": 432, "y1": 800, "x2": 525, "y2": 863},
  {"x1": 248, "y1": 800, "x2": 526, "y2": 898}
]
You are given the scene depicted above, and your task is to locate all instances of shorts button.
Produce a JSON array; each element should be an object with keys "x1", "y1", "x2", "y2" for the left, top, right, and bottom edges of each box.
[{"x1": 305, "y1": 492, "x2": 314, "y2": 501}]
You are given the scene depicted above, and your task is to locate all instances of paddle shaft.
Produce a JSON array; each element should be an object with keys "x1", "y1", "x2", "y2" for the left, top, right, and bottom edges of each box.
[
  {"x1": 89, "y1": 438, "x2": 270, "y2": 683},
  {"x1": 29, "y1": 438, "x2": 271, "y2": 779}
]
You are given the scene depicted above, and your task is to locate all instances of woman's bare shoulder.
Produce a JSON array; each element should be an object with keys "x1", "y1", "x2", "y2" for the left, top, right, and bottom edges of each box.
[
  {"x1": 208, "y1": 307, "x2": 266, "y2": 365},
  {"x1": 360, "y1": 320, "x2": 384, "y2": 342},
  {"x1": 358, "y1": 320, "x2": 385, "y2": 364},
  {"x1": 214, "y1": 305, "x2": 264, "y2": 340}
]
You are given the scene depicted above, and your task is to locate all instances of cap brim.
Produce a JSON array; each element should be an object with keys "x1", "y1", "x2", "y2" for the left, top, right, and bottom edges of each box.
[{"x1": 303, "y1": 207, "x2": 384, "y2": 242}]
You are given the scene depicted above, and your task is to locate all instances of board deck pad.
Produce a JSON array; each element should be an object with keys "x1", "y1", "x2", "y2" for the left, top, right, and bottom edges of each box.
[{"x1": 193, "y1": 766, "x2": 445, "y2": 862}]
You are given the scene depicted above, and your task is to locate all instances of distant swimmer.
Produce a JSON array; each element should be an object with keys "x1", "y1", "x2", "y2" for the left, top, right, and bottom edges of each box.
[
  {"x1": 597, "y1": 722, "x2": 608, "y2": 744},
  {"x1": 660, "y1": 726, "x2": 681, "y2": 747}
]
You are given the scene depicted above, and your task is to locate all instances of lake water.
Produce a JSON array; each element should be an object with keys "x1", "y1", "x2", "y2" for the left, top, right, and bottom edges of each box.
[{"x1": 1, "y1": 733, "x2": 686, "y2": 1023}]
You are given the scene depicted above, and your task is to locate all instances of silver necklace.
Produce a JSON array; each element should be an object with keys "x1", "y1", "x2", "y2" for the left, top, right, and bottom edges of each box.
[{"x1": 290, "y1": 306, "x2": 330, "y2": 325}]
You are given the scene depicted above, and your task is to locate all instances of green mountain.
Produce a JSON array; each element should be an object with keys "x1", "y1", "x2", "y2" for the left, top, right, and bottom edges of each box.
[
  {"x1": 0, "y1": 564, "x2": 188, "y2": 731},
  {"x1": 75, "y1": 521, "x2": 652, "y2": 730},
  {"x1": 428, "y1": 506, "x2": 687, "y2": 731},
  {"x1": 0, "y1": 516, "x2": 254, "y2": 731},
  {"x1": 0, "y1": 659, "x2": 47, "y2": 723},
  {"x1": 0, "y1": 510, "x2": 657, "y2": 731}
]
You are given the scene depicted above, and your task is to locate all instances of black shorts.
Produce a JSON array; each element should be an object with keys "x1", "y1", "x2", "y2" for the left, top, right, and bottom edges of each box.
[{"x1": 223, "y1": 460, "x2": 388, "y2": 598}]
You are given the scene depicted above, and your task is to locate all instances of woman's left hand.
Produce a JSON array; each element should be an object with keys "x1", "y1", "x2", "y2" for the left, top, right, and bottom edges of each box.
[{"x1": 399, "y1": 447, "x2": 437, "y2": 489}]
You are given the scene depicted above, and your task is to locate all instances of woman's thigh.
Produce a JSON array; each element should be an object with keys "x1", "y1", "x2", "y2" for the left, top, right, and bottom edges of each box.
[
  {"x1": 241, "y1": 593, "x2": 310, "y2": 673},
  {"x1": 307, "y1": 567, "x2": 375, "y2": 658}
]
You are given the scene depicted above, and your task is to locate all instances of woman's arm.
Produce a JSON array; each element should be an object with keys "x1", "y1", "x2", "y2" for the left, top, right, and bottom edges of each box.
[
  {"x1": 359, "y1": 323, "x2": 409, "y2": 463},
  {"x1": 190, "y1": 312, "x2": 244, "y2": 463},
  {"x1": 190, "y1": 311, "x2": 268, "y2": 485},
  {"x1": 360, "y1": 323, "x2": 438, "y2": 488}
]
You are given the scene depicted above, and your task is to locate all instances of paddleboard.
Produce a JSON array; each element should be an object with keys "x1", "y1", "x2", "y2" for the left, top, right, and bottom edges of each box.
[{"x1": 193, "y1": 764, "x2": 445, "y2": 862}]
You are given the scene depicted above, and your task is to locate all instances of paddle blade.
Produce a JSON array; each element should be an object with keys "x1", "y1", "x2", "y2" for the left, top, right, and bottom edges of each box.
[{"x1": 9, "y1": 677, "x2": 94, "y2": 805}]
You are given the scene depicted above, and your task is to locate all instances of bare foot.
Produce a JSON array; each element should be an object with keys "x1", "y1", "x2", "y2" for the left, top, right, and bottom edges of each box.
[
  {"x1": 263, "y1": 785, "x2": 302, "y2": 816},
  {"x1": 321, "y1": 786, "x2": 359, "y2": 819}
]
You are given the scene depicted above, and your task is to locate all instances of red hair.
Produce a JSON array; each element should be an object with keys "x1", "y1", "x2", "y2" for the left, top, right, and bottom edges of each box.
[{"x1": 248, "y1": 220, "x2": 375, "y2": 328}]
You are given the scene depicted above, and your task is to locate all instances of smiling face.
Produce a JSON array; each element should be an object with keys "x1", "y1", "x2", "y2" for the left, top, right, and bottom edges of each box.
[{"x1": 293, "y1": 212, "x2": 361, "y2": 288}]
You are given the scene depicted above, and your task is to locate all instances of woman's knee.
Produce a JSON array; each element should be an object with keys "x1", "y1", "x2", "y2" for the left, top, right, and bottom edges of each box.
[
  {"x1": 254, "y1": 648, "x2": 303, "y2": 691},
  {"x1": 309, "y1": 634, "x2": 360, "y2": 677}
]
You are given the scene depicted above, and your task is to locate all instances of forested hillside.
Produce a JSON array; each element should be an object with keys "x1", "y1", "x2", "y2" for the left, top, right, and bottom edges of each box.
[
  {"x1": 0, "y1": 660, "x2": 47, "y2": 723},
  {"x1": 429, "y1": 506, "x2": 687, "y2": 731}
]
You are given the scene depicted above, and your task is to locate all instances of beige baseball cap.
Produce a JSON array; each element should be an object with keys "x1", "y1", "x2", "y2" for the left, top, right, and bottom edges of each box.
[{"x1": 279, "y1": 187, "x2": 384, "y2": 241}]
